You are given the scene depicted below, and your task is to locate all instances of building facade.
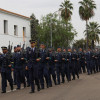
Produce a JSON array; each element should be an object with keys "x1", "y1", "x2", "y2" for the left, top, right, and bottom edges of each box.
[{"x1": 0, "y1": 8, "x2": 31, "y2": 52}]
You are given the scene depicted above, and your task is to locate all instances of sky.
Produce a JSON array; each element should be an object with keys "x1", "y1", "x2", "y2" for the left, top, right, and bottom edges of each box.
[{"x1": 0, "y1": 0, "x2": 100, "y2": 40}]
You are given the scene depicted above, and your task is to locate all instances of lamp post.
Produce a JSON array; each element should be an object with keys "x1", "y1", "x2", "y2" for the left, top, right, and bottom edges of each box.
[
  {"x1": 83, "y1": 42, "x2": 85, "y2": 50},
  {"x1": 50, "y1": 10, "x2": 61, "y2": 47},
  {"x1": 50, "y1": 18, "x2": 53, "y2": 47}
]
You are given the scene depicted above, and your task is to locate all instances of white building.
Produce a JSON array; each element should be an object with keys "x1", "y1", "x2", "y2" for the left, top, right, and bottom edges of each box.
[{"x1": 0, "y1": 8, "x2": 31, "y2": 51}]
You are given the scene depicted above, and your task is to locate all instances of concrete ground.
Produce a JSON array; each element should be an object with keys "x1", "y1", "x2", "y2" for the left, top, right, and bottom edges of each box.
[{"x1": 0, "y1": 73, "x2": 100, "y2": 100}]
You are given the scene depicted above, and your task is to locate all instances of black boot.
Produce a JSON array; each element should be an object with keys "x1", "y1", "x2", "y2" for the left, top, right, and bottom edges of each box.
[
  {"x1": 27, "y1": 85, "x2": 30, "y2": 87},
  {"x1": 11, "y1": 85, "x2": 13, "y2": 91},
  {"x1": 37, "y1": 85, "x2": 40, "y2": 91},
  {"x1": 1, "y1": 91, "x2": 6, "y2": 93},
  {"x1": 49, "y1": 83, "x2": 52, "y2": 87},
  {"x1": 77, "y1": 76, "x2": 79, "y2": 79},
  {"x1": 61, "y1": 78, "x2": 65, "y2": 83},
  {"x1": 47, "y1": 84, "x2": 49, "y2": 88},
  {"x1": 41, "y1": 84, "x2": 44, "y2": 90},
  {"x1": 10, "y1": 83, "x2": 13, "y2": 91},
  {"x1": 29, "y1": 91, "x2": 35, "y2": 93},
  {"x1": 54, "y1": 81, "x2": 57, "y2": 85}
]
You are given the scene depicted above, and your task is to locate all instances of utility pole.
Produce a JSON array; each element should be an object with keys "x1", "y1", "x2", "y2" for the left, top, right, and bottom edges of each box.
[
  {"x1": 50, "y1": 18, "x2": 53, "y2": 47},
  {"x1": 50, "y1": 10, "x2": 61, "y2": 47}
]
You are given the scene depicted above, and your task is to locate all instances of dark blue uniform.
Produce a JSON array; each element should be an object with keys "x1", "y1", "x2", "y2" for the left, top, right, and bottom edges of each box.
[
  {"x1": 62, "y1": 52, "x2": 70, "y2": 82},
  {"x1": 26, "y1": 47, "x2": 40, "y2": 92},
  {"x1": 12, "y1": 52, "x2": 17, "y2": 85},
  {"x1": 38, "y1": 49, "x2": 49, "y2": 89},
  {"x1": 71, "y1": 52, "x2": 79, "y2": 80},
  {"x1": 25, "y1": 47, "x2": 30, "y2": 87},
  {"x1": 98, "y1": 52, "x2": 100, "y2": 71},
  {"x1": 78, "y1": 52, "x2": 86, "y2": 73},
  {"x1": 94, "y1": 52, "x2": 99, "y2": 72},
  {"x1": 91, "y1": 52, "x2": 96, "y2": 74},
  {"x1": 67, "y1": 52, "x2": 72, "y2": 81},
  {"x1": 47, "y1": 51, "x2": 57, "y2": 86},
  {"x1": 12, "y1": 51, "x2": 26, "y2": 89},
  {"x1": 55, "y1": 52, "x2": 64, "y2": 84},
  {"x1": 85, "y1": 52, "x2": 92, "y2": 75},
  {"x1": 0, "y1": 53, "x2": 13, "y2": 93}
]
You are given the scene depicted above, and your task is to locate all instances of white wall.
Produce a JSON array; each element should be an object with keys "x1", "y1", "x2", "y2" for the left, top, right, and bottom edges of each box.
[{"x1": 0, "y1": 12, "x2": 31, "y2": 52}]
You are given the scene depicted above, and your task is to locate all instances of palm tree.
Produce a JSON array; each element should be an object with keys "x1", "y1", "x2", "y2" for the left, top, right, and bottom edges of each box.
[
  {"x1": 73, "y1": 38, "x2": 92, "y2": 49},
  {"x1": 79, "y1": 0, "x2": 96, "y2": 49},
  {"x1": 60, "y1": 0, "x2": 73, "y2": 23},
  {"x1": 60, "y1": 0, "x2": 73, "y2": 46},
  {"x1": 84, "y1": 22, "x2": 100, "y2": 49}
]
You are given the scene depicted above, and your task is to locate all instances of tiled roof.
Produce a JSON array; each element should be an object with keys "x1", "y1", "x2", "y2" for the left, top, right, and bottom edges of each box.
[{"x1": 0, "y1": 8, "x2": 30, "y2": 20}]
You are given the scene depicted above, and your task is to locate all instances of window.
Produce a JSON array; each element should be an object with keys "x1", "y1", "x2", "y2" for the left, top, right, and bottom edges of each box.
[
  {"x1": 14, "y1": 25, "x2": 18, "y2": 36},
  {"x1": 23, "y1": 27, "x2": 26, "y2": 37},
  {"x1": 4, "y1": 20, "x2": 8, "y2": 34}
]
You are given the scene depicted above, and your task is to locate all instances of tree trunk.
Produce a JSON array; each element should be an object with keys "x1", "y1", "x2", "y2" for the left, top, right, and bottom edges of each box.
[
  {"x1": 92, "y1": 40, "x2": 94, "y2": 49},
  {"x1": 86, "y1": 20, "x2": 88, "y2": 50},
  {"x1": 66, "y1": 21, "x2": 69, "y2": 47}
]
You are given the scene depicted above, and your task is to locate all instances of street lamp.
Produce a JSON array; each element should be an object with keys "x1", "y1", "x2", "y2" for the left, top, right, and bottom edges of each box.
[
  {"x1": 50, "y1": 10, "x2": 61, "y2": 47},
  {"x1": 83, "y1": 42, "x2": 85, "y2": 50}
]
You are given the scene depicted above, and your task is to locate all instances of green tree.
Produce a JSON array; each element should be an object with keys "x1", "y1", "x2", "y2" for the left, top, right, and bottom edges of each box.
[
  {"x1": 79, "y1": 0, "x2": 96, "y2": 49},
  {"x1": 37, "y1": 13, "x2": 77, "y2": 49},
  {"x1": 30, "y1": 13, "x2": 39, "y2": 40},
  {"x1": 59, "y1": 0, "x2": 74, "y2": 47},
  {"x1": 84, "y1": 22, "x2": 100, "y2": 49},
  {"x1": 73, "y1": 38, "x2": 92, "y2": 49}
]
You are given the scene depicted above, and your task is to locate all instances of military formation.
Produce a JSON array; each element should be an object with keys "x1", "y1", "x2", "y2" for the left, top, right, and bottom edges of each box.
[{"x1": 0, "y1": 39, "x2": 100, "y2": 93}]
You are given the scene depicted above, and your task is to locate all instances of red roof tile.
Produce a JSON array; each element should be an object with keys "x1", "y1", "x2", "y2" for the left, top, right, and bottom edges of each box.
[{"x1": 0, "y1": 8, "x2": 30, "y2": 20}]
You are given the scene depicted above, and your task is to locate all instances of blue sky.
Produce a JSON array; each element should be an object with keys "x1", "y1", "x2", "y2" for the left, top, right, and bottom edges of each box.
[{"x1": 0, "y1": 0, "x2": 100, "y2": 40}]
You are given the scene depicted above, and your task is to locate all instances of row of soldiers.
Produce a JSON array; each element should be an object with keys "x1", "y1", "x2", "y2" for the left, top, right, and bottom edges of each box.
[{"x1": 0, "y1": 39, "x2": 100, "y2": 93}]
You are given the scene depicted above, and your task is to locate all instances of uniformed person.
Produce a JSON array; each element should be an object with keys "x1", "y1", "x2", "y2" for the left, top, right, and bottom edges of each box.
[
  {"x1": 12, "y1": 45, "x2": 26, "y2": 90},
  {"x1": 67, "y1": 48, "x2": 72, "y2": 81},
  {"x1": 25, "y1": 47, "x2": 30, "y2": 87},
  {"x1": 98, "y1": 50, "x2": 100, "y2": 72},
  {"x1": 12, "y1": 46, "x2": 17, "y2": 85},
  {"x1": 54, "y1": 47, "x2": 64, "y2": 84},
  {"x1": 62, "y1": 49, "x2": 70, "y2": 82},
  {"x1": 0, "y1": 46, "x2": 13, "y2": 93},
  {"x1": 47, "y1": 47, "x2": 57, "y2": 86},
  {"x1": 85, "y1": 48, "x2": 92, "y2": 75},
  {"x1": 38, "y1": 43, "x2": 49, "y2": 89},
  {"x1": 94, "y1": 49, "x2": 99, "y2": 72},
  {"x1": 91, "y1": 50, "x2": 96, "y2": 74},
  {"x1": 72, "y1": 49, "x2": 79, "y2": 80},
  {"x1": 26, "y1": 40, "x2": 40, "y2": 93},
  {"x1": 78, "y1": 48, "x2": 86, "y2": 73}
]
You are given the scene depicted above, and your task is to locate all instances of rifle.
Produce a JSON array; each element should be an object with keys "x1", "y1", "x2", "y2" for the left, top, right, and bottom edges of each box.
[
  {"x1": 8, "y1": 41, "x2": 13, "y2": 55},
  {"x1": 21, "y1": 41, "x2": 26, "y2": 57},
  {"x1": 7, "y1": 41, "x2": 13, "y2": 68},
  {"x1": 22, "y1": 42, "x2": 25, "y2": 52}
]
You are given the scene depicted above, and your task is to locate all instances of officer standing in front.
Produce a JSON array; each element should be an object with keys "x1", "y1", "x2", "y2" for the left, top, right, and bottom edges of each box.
[
  {"x1": 26, "y1": 40, "x2": 40, "y2": 93},
  {"x1": 0, "y1": 46, "x2": 13, "y2": 93}
]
